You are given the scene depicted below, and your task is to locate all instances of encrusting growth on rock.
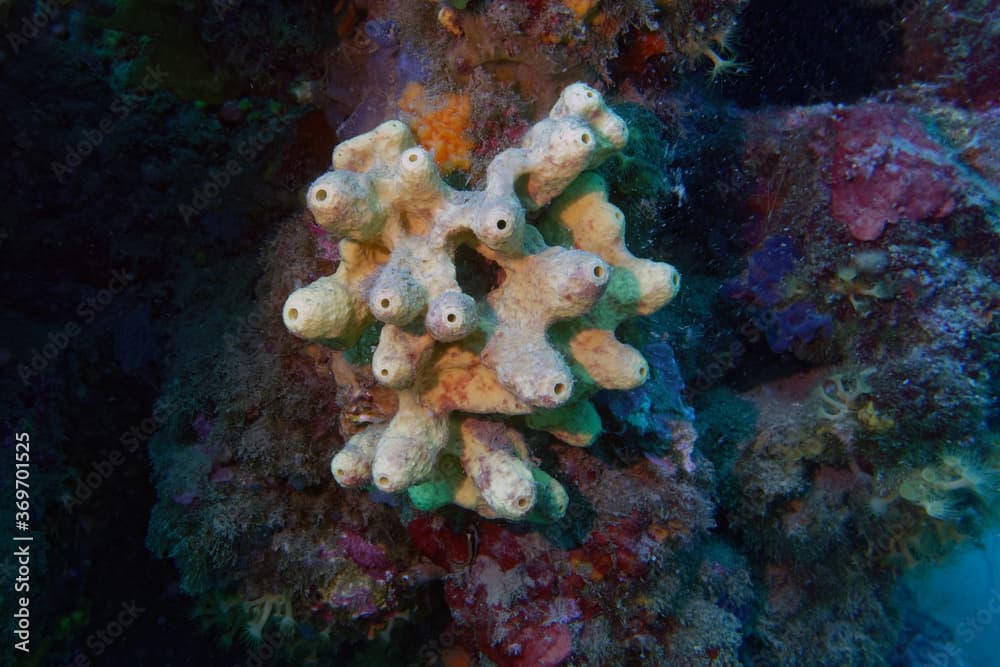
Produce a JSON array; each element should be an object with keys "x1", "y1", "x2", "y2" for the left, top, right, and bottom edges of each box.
[{"x1": 282, "y1": 83, "x2": 680, "y2": 520}]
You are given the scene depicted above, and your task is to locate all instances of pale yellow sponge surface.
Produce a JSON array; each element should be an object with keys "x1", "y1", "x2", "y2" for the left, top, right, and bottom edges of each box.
[{"x1": 283, "y1": 83, "x2": 680, "y2": 521}]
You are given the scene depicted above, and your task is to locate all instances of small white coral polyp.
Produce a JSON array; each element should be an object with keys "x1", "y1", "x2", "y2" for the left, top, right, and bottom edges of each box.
[{"x1": 282, "y1": 83, "x2": 680, "y2": 521}]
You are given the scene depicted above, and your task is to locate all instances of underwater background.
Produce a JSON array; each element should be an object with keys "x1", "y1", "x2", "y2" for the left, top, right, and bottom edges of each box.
[{"x1": 1, "y1": 0, "x2": 999, "y2": 665}]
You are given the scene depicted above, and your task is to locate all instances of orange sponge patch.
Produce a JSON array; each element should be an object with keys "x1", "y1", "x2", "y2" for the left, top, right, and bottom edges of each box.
[{"x1": 399, "y1": 82, "x2": 474, "y2": 174}]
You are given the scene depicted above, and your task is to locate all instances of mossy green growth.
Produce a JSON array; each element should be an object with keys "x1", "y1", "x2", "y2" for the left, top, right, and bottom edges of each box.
[
  {"x1": 597, "y1": 104, "x2": 678, "y2": 253},
  {"x1": 341, "y1": 323, "x2": 382, "y2": 366},
  {"x1": 94, "y1": 0, "x2": 238, "y2": 103},
  {"x1": 523, "y1": 467, "x2": 569, "y2": 524},
  {"x1": 408, "y1": 455, "x2": 568, "y2": 524},
  {"x1": 408, "y1": 454, "x2": 463, "y2": 512},
  {"x1": 526, "y1": 399, "x2": 603, "y2": 446},
  {"x1": 540, "y1": 487, "x2": 595, "y2": 548}
]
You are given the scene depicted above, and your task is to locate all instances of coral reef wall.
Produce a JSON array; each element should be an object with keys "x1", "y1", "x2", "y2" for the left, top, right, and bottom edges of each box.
[{"x1": 3, "y1": 0, "x2": 998, "y2": 666}]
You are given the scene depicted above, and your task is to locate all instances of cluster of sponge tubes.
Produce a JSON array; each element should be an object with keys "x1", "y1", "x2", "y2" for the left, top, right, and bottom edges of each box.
[{"x1": 282, "y1": 83, "x2": 680, "y2": 521}]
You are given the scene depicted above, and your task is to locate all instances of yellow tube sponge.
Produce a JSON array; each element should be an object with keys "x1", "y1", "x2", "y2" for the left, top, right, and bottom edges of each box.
[
  {"x1": 369, "y1": 391, "x2": 450, "y2": 493},
  {"x1": 331, "y1": 425, "x2": 384, "y2": 487},
  {"x1": 459, "y1": 420, "x2": 537, "y2": 520},
  {"x1": 282, "y1": 83, "x2": 680, "y2": 520},
  {"x1": 481, "y1": 247, "x2": 612, "y2": 408}
]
